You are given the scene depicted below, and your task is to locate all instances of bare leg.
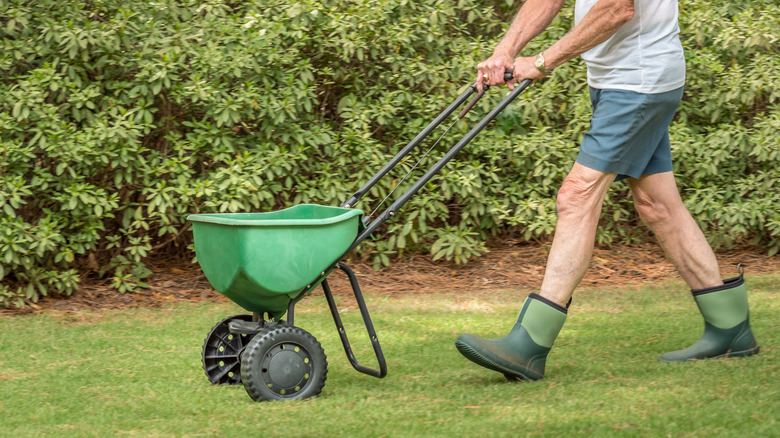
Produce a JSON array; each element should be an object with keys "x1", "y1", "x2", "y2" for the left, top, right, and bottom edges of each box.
[
  {"x1": 457, "y1": 164, "x2": 618, "y2": 379},
  {"x1": 538, "y1": 163, "x2": 617, "y2": 306},
  {"x1": 628, "y1": 171, "x2": 722, "y2": 289}
]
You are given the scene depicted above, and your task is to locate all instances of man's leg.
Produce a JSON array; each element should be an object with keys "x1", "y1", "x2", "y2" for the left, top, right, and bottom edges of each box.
[
  {"x1": 627, "y1": 171, "x2": 721, "y2": 289},
  {"x1": 455, "y1": 163, "x2": 615, "y2": 380},
  {"x1": 629, "y1": 171, "x2": 759, "y2": 361},
  {"x1": 539, "y1": 162, "x2": 617, "y2": 306}
]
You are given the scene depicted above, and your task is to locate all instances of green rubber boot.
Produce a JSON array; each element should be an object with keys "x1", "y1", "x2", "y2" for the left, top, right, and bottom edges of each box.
[
  {"x1": 660, "y1": 272, "x2": 760, "y2": 362},
  {"x1": 455, "y1": 293, "x2": 567, "y2": 381}
]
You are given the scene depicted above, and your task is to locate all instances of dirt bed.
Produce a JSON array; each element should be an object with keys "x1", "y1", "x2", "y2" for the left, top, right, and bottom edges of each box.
[{"x1": 4, "y1": 243, "x2": 778, "y2": 315}]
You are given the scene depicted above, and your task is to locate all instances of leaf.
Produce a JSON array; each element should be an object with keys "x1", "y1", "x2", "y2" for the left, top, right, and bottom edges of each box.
[{"x1": 3, "y1": 204, "x2": 15, "y2": 217}]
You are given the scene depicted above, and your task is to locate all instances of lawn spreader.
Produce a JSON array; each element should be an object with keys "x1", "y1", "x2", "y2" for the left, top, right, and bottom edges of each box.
[{"x1": 187, "y1": 72, "x2": 530, "y2": 402}]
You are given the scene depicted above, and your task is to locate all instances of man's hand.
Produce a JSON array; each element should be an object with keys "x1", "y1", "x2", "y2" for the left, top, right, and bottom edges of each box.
[
  {"x1": 509, "y1": 55, "x2": 546, "y2": 89},
  {"x1": 476, "y1": 53, "x2": 545, "y2": 91},
  {"x1": 476, "y1": 52, "x2": 514, "y2": 91}
]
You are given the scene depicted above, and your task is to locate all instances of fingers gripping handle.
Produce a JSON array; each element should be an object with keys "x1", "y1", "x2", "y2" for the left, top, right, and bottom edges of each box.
[
  {"x1": 494, "y1": 68, "x2": 517, "y2": 83},
  {"x1": 458, "y1": 69, "x2": 516, "y2": 119}
]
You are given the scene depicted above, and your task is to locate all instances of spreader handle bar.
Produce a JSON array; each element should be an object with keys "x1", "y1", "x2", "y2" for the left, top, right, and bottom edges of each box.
[
  {"x1": 340, "y1": 85, "x2": 477, "y2": 209},
  {"x1": 345, "y1": 78, "x2": 532, "y2": 254},
  {"x1": 340, "y1": 70, "x2": 516, "y2": 209}
]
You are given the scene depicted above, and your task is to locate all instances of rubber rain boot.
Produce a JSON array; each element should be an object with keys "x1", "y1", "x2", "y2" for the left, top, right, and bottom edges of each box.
[
  {"x1": 660, "y1": 271, "x2": 760, "y2": 362},
  {"x1": 455, "y1": 293, "x2": 567, "y2": 381}
]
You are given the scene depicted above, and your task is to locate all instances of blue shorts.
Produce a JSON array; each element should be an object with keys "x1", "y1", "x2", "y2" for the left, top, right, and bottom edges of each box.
[{"x1": 576, "y1": 86, "x2": 684, "y2": 181}]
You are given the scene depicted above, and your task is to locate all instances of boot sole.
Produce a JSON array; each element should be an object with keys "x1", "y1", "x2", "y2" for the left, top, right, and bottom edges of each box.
[
  {"x1": 717, "y1": 345, "x2": 760, "y2": 359},
  {"x1": 659, "y1": 345, "x2": 761, "y2": 363},
  {"x1": 455, "y1": 339, "x2": 539, "y2": 381}
]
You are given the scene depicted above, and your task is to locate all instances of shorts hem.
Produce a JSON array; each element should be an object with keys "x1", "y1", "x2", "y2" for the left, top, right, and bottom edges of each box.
[{"x1": 575, "y1": 151, "x2": 645, "y2": 180}]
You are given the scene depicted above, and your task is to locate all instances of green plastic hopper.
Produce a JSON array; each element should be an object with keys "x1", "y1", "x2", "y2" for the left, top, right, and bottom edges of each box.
[{"x1": 187, "y1": 204, "x2": 363, "y2": 316}]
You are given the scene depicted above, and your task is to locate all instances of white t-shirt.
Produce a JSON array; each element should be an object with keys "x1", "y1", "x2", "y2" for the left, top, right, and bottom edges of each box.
[{"x1": 574, "y1": 0, "x2": 686, "y2": 94}]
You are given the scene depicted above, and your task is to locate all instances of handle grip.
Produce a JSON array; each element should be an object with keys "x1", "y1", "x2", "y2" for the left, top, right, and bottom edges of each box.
[
  {"x1": 503, "y1": 68, "x2": 515, "y2": 82},
  {"x1": 458, "y1": 68, "x2": 517, "y2": 119}
]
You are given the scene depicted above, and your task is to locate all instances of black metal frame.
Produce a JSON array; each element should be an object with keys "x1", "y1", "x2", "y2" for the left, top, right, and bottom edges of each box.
[
  {"x1": 322, "y1": 264, "x2": 387, "y2": 377},
  {"x1": 265, "y1": 74, "x2": 530, "y2": 379}
]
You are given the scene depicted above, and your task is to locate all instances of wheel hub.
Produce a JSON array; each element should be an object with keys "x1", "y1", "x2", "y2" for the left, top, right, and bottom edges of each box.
[
  {"x1": 262, "y1": 342, "x2": 312, "y2": 395},
  {"x1": 241, "y1": 326, "x2": 328, "y2": 401}
]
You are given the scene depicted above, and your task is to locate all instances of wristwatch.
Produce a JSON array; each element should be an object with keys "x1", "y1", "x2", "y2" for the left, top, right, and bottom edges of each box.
[{"x1": 534, "y1": 52, "x2": 548, "y2": 75}]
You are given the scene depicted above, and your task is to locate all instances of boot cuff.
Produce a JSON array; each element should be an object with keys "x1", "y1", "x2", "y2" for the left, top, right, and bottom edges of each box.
[
  {"x1": 691, "y1": 273, "x2": 744, "y2": 296},
  {"x1": 529, "y1": 293, "x2": 569, "y2": 314}
]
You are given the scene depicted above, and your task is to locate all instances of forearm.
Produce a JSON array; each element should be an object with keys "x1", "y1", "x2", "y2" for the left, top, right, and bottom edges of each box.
[
  {"x1": 544, "y1": 0, "x2": 634, "y2": 70},
  {"x1": 478, "y1": 0, "x2": 634, "y2": 89},
  {"x1": 493, "y1": 0, "x2": 568, "y2": 58}
]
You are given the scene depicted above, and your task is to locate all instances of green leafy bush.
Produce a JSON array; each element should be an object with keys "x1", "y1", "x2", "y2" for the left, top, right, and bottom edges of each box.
[{"x1": 0, "y1": 0, "x2": 777, "y2": 307}]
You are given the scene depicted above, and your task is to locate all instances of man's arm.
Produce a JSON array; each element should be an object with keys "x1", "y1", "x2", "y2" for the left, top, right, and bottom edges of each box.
[
  {"x1": 478, "y1": 0, "x2": 567, "y2": 90},
  {"x1": 478, "y1": 0, "x2": 634, "y2": 90},
  {"x1": 494, "y1": 0, "x2": 568, "y2": 60},
  {"x1": 538, "y1": 0, "x2": 634, "y2": 72}
]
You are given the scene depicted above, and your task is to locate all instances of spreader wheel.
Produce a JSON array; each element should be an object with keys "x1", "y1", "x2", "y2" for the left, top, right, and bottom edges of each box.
[
  {"x1": 241, "y1": 326, "x2": 328, "y2": 401},
  {"x1": 202, "y1": 314, "x2": 257, "y2": 385}
]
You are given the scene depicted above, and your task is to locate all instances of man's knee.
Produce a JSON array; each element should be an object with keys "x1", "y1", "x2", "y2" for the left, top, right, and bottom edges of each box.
[
  {"x1": 555, "y1": 171, "x2": 612, "y2": 218},
  {"x1": 628, "y1": 172, "x2": 687, "y2": 228},
  {"x1": 632, "y1": 191, "x2": 673, "y2": 227},
  {"x1": 556, "y1": 180, "x2": 585, "y2": 216}
]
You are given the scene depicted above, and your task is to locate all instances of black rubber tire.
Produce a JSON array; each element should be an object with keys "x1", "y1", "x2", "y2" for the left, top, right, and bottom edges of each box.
[
  {"x1": 241, "y1": 326, "x2": 328, "y2": 401},
  {"x1": 202, "y1": 314, "x2": 258, "y2": 385}
]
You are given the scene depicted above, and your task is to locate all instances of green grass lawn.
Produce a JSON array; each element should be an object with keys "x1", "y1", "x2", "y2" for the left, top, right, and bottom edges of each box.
[{"x1": 1, "y1": 274, "x2": 777, "y2": 437}]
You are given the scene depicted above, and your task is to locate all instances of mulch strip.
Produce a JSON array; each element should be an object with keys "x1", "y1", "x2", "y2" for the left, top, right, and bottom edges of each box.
[{"x1": 3, "y1": 243, "x2": 778, "y2": 315}]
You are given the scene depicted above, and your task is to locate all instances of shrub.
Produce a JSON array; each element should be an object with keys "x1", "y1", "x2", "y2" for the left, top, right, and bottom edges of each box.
[{"x1": 0, "y1": 0, "x2": 777, "y2": 307}]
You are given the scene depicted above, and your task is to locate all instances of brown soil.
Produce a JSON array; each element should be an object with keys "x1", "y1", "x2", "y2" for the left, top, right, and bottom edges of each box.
[{"x1": 3, "y1": 243, "x2": 778, "y2": 315}]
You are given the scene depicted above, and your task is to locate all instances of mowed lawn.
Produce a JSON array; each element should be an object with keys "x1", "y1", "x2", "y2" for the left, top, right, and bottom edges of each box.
[{"x1": 0, "y1": 273, "x2": 777, "y2": 437}]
